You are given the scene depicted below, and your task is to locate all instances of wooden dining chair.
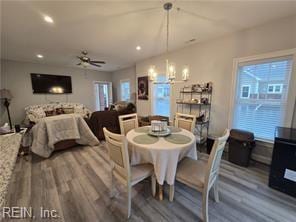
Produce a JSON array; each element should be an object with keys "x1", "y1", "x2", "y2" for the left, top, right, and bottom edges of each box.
[
  {"x1": 119, "y1": 113, "x2": 139, "y2": 135},
  {"x1": 174, "y1": 129, "x2": 230, "y2": 222},
  {"x1": 103, "y1": 127, "x2": 156, "y2": 218},
  {"x1": 174, "y1": 113, "x2": 196, "y2": 132}
]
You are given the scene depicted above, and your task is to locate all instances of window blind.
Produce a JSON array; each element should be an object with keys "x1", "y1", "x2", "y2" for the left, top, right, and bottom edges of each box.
[
  {"x1": 233, "y1": 56, "x2": 293, "y2": 141},
  {"x1": 153, "y1": 75, "x2": 170, "y2": 117}
]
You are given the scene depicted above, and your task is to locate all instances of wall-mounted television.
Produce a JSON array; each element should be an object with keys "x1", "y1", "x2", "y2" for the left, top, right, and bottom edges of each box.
[{"x1": 31, "y1": 73, "x2": 72, "y2": 94}]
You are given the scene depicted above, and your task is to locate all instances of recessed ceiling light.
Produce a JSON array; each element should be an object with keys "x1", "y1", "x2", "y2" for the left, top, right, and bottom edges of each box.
[
  {"x1": 36, "y1": 54, "x2": 44, "y2": 58},
  {"x1": 44, "y1": 15, "x2": 54, "y2": 23},
  {"x1": 136, "y1": 46, "x2": 141, "y2": 51}
]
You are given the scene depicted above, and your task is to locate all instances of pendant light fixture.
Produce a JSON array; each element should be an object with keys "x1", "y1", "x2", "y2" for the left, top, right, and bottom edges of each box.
[{"x1": 148, "y1": 2, "x2": 190, "y2": 84}]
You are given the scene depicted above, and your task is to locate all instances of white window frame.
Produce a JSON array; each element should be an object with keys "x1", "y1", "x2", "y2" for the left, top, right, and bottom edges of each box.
[
  {"x1": 267, "y1": 84, "x2": 283, "y2": 94},
  {"x1": 240, "y1": 85, "x2": 251, "y2": 98},
  {"x1": 120, "y1": 79, "x2": 131, "y2": 101},
  {"x1": 151, "y1": 74, "x2": 171, "y2": 117},
  {"x1": 228, "y1": 48, "x2": 296, "y2": 143}
]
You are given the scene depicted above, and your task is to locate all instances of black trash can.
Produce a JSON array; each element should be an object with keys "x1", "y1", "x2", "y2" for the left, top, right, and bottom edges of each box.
[{"x1": 228, "y1": 129, "x2": 255, "y2": 167}]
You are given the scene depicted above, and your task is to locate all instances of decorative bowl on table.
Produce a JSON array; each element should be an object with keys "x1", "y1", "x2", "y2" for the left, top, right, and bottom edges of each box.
[{"x1": 148, "y1": 120, "x2": 171, "y2": 137}]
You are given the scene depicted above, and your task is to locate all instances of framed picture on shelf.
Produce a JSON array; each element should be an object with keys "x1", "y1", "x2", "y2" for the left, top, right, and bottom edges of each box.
[{"x1": 137, "y1": 76, "x2": 149, "y2": 100}]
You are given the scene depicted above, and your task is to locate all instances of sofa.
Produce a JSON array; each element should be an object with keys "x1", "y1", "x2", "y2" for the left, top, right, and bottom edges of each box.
[
  {"x1": 88, "y1": 102, "x2": 136, "y2": 140},
  {"x1": 139, "y1": 115, "x2": 170, "y2": 126},
  {"x1": 25, "y1": 102, "x2": 91, "y2": 123}
]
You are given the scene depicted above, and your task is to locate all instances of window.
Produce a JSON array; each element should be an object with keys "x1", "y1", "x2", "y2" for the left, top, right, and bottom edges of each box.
[
  {"x1": 232, "y1": 56, "x2": 293, "y2": 141},
  {"x1": 152, "y1": 75, "x2": 170, "y2": 117},
  {"x1": 120, "y1": 80, "x2": 130, "y2": 101},
  {"x1": 241, "y1": 85, "x2": 250, "y2": 98},
  {"x1": 267, "y1": 84, "x2": 283, "y2": 94}
]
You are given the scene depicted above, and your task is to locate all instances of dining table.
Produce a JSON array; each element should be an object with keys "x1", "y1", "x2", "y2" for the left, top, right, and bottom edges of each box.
[{"x1": 126, "y1": 126, "x2": 197, "y2": 201}]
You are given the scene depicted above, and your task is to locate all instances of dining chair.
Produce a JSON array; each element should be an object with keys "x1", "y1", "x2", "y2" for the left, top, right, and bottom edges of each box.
[
  {"x1": 174, "y1": 129, "x2": 230, "y2": 222},
  {"x1": 103, "y1": 127, "x2": 156, "y2": 218},
  {"x1": 119, "y1": 113, "x2": 139, "y2": 135},
  {"x1": 174, "y1": 113, "x2": 196, "y2": 132}
]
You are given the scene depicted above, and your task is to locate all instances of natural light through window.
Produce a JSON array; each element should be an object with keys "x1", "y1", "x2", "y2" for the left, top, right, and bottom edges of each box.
[
  {"x1": 120, "y1": 80, "x2": 130, "y2": 101},
  {"x1": 233, "y1": 56, "x2": 293, "y2": 141},
  {"x1": 153, "y1": 75, "x2": 170, "y2": 117},
  {"x1": 94, "y1": 82, "x2": 112, "y2": 111}
]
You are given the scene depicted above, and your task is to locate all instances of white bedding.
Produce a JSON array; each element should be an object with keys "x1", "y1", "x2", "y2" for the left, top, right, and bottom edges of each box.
[{"x1": 30, "y1": 114, "x2": 99, "y2": 158}]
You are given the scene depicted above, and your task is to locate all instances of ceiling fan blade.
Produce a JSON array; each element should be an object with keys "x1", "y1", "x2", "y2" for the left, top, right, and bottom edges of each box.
[
  {"x1": 77, "y1": 62, "x2": 81, "y2": 66},
  {"x1": 90, "y1": 60, "x2": 106, "y2": 64},
  {"x1": 77, "y1": 56, "x2": 83, "y2": 60},
  {"x1": 89, "y1": 62, "x2": 101, "y2": 67}
]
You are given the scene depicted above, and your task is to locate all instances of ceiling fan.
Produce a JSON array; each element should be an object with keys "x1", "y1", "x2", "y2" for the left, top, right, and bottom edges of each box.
[{"x1": 76, "y1": 50, "x2": 105, "y2": 68}]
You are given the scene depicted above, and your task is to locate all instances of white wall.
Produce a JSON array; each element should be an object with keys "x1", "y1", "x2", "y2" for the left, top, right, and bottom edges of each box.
[
  {"x1": 136, "y1": 15, "x2": 296, "y2": 135},
  {"x1": 0, "y1": 60, "x2": 112, "y2": 125},
  {"x1": 111, "y1": 66, "x2": 136, "y2": 102}
]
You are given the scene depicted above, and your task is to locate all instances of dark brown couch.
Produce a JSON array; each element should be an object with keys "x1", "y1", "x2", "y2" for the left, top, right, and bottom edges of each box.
[
  {"x1": 88, "y1": 106, "x2": 137, "y2": 140},
  {"x1": 87, "y1": 110, "x2": 121, "y2": 140},
  {"x1": 139, "y1": 115, "x2": 170, "y2": 126}
]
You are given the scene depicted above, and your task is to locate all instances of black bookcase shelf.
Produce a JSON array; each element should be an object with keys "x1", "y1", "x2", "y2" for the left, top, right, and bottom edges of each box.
[{"x1": 176, "y1": 85, "x2": 212, "y2": 146}]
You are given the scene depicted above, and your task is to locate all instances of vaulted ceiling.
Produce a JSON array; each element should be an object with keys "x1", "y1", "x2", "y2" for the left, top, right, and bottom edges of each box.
[{"x1": 1, "y1": 1, "x2": 296, "y2": 71}]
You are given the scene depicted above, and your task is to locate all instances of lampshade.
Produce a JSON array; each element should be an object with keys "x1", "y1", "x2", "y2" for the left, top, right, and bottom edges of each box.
[{"x1": 0, "y1": 89, "x2": 13, "y2": 99}]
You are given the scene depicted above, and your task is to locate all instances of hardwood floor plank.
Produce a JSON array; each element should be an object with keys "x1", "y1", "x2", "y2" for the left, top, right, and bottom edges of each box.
[{"x1": 4, "y1": 145, "x2": 296, "y2": 222}]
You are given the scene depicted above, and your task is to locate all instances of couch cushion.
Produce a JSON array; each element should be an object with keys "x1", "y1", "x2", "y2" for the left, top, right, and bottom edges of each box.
[
  {"x1": 89, "y1": 110, "x2": 120, "y2": 140},
  {"x1": 176, "y1": 157, "x2": 207, "y2": 189}
]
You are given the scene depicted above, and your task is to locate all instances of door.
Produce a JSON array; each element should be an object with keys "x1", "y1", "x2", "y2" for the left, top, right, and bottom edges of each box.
[{"x1": 94, "y1": 82, "x2": 112, "y2": 111}]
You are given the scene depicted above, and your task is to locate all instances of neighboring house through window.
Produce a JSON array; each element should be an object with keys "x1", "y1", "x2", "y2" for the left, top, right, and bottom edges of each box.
[
  {"x1": 267, "y1": 84, "x2": 283, "y2": 94},
  {"x1": 232, "y1": 55, "x2": 293, "y2": 141},
  {"x1": 241, "y1": 85, "x2": 250, "y2": 98},
  {"x1": 120, "y1": 79, "x2": 130, "y2": 101}
]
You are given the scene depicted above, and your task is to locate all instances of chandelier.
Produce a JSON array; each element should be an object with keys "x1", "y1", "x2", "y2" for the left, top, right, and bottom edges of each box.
[{"x1": 148, "y1": 2, "x2": 190, "y2": 84}]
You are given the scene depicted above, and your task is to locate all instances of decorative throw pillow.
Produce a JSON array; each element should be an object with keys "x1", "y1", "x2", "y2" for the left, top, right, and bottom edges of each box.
[
  {"x1": 63, "y1": 107, "x2": 74, "y2": 114},
  {"x1": 27, "y1": 107, "x2": 46, "y2": 122},
  {"x1": 55, "y1": 108, "x2": 64, "y2": 115},
  {"x1": 31, "y1": 107, "x2": 46, "y2": 118},
  {"x1": 114, "y1": 104, "x2": 126, "y2": 112},
  {"x1": 74, "y1": 106, "x2": 85, "y2": 116},
  {"x1": 45, "y1": 110, "x2": 55, "y2": 117}
]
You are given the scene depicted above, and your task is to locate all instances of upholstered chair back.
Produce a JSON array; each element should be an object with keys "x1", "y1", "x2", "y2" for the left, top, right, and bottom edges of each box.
[
  {"x1": 119, "y1": 113, "x2": 139, "y2": 135},
  {"x1": 103, "y1": 127, "x2": 130, "y2": 181},
  {"x1": 205, "y1": 129, "x2": 230, "y2": 189},
  {"x1": 174, "y1": 113, "x2": 196, "y2": 132}
]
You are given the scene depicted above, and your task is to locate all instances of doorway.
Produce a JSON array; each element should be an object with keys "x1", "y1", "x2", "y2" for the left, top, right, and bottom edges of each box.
[{"x1": 94, "y1": 81, "x2": 112, "y2": 111}]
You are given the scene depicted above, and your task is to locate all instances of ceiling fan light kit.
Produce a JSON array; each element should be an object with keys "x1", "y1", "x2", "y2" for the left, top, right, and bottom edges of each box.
[
  {"x1": 76, "y1": 50, "x2": 106, "y2": 68},
  {"x1": 148, "y1": 2, "x2": 190, "y2": 84}
]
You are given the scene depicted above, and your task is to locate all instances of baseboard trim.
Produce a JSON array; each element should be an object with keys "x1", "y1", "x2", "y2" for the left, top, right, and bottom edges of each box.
[{"x1": 251, "y1": 153, "x2": 272, "y2": 165}]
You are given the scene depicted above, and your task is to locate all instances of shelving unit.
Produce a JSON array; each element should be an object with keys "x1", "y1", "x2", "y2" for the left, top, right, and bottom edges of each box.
[{"x1": 176, "y1": 85, "x2": 212, "y2": 146}]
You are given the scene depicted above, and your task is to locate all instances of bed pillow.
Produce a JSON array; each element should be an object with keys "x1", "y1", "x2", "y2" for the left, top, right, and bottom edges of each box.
[
  {"x1": 55, "y1": 108, "x2": 64, "y2": 115},
  {"x1": 45, "y1": 110, "x2": 55, "y2": 117},
  {"x1": 63, "y1": 107, "x2": 74, "y2": 114}
]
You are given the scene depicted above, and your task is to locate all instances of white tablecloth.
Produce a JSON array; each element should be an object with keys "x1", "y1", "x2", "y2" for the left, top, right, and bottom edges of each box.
[{"x1": 126, "y1": 127, "x2": 197, "y2": 185}]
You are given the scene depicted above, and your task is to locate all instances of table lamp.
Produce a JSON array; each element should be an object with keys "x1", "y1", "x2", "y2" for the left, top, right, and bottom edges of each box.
[{"x1": 0, "y1": 89, "x2": 13, "y2": 129}]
